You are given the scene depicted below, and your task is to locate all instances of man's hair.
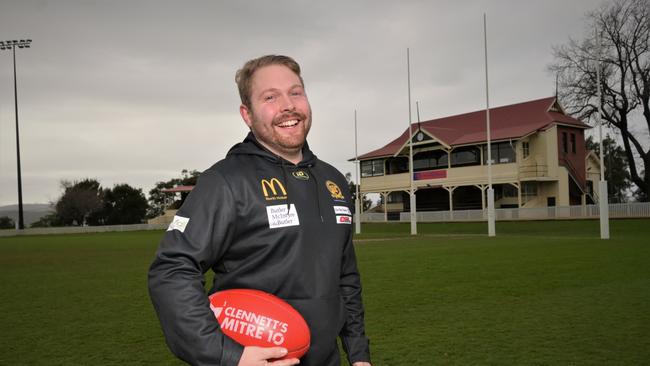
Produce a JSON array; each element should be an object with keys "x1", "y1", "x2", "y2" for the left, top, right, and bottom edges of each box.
[{"x1": 235, "y1": 55, "x2": 304, "y2": 109}]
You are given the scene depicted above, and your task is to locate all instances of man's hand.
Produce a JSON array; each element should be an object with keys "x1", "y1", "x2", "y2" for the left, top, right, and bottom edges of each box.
[
  {"x1": 237, "y1": 346, "x2": 300, "y2": 366},
  {"x1": 352, "y1": 363, "x2": 372, "y2": 366}
]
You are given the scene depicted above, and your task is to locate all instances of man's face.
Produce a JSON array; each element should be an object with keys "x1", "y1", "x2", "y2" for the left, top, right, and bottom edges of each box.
[{"x1": 240, "y1": 64, "x2": 312, "y2": 159}]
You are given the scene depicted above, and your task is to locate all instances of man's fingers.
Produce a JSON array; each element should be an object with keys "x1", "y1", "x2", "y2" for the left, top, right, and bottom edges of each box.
[{"x1": 259, "y1": 347, "x2": 288, "y2": 359}]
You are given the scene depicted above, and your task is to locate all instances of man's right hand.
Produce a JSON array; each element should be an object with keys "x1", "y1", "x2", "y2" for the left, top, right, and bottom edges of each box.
[{"x1": 237, "y1": 346, "x2": 300, "y2": 366}]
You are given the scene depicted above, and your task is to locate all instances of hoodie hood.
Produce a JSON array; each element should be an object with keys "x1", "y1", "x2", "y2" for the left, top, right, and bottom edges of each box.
[{"x1": 227, "y1": 132, "x2": 317, "y2": 167}]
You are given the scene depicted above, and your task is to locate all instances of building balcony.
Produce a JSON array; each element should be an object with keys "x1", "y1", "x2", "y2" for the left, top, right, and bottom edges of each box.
[{"x1": 360, "y1": 163, "x2": 521, "y2": 192}]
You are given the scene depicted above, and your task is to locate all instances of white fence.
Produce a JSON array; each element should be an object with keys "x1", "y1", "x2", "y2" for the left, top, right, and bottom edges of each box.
[
  {"x1": 362, "y1": 202, "x2": 650, "y2": 223},
  {"x1": 2, "y1": 203, "x2": 649, "y2": 237}
]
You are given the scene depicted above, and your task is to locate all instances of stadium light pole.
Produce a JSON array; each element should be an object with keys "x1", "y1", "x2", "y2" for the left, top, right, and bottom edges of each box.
[{"x1": 0, "y1": 39, "x2": 32, "y2": 230}]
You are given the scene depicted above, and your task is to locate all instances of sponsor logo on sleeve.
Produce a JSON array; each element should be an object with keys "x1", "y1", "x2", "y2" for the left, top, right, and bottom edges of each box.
[
  {"x1": 167, "y1": 215, "x2": 190, "y2": 232},
  {"x1": 333, "y1": 206, "x2": 352, "y2": 215},
  {"x1": 336, "y1": 215, "x2": 352, "y2": 224},
  {"x1": 266, "y1": 204, "x2": 300, "y2": 229}
]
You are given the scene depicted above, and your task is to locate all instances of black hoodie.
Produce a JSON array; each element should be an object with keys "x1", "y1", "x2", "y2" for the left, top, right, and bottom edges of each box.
[{"x1": 148, "y1": 133, "x2": 371, "y2": 365}]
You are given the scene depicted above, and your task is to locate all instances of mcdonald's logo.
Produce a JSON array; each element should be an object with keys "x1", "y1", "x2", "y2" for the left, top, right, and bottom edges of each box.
[{"x1": 261, "y1": 178, "x2": 287, "y2": 201}]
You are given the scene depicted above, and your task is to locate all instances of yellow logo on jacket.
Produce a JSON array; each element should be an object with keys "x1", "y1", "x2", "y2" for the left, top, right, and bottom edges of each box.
[
  {"x1": 326, "y1": 180, "x2": 344, "y2": 200},
  {"x1": 292, "y1": 170, "x2": 309, "y2": 180},
  {"x1": 261, "y1": 178, "x2": 287, "y2": 201}
]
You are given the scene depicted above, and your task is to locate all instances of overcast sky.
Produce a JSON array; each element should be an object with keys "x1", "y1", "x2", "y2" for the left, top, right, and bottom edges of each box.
[{"x1": 0, "y1": 0, "x2": 603, "y2": 206}]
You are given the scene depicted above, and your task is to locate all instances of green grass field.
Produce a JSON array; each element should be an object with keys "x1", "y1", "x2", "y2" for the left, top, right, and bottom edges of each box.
[{"x1": 1, "y1": 219, "x2": 649, "y2": 365}]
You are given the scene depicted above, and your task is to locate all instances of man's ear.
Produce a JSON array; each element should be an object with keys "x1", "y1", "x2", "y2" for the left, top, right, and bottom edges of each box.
[{"x1": 240, "y1": 104, "x2": 253, "y2": 128}]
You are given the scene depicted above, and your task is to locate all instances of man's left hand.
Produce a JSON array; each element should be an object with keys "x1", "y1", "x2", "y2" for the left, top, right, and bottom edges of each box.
[{"x1": 352, "y1": 363, "x2": 371, "y2": 366}]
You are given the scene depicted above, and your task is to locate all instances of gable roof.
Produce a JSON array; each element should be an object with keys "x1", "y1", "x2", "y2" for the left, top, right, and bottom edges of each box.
[{"x1": 356, "y1": 97, "x2": 589, "y2": 160}]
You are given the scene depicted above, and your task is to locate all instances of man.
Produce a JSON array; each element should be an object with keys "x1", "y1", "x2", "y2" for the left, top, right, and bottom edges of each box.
[{"x1": 148, "y1": 55, "x2": 372, "y2": 366}]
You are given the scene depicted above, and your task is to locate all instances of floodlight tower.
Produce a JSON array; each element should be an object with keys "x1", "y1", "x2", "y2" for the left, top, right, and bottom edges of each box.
[{"x1": 0, "y1": 39, "x2": 32, "y2": 230}]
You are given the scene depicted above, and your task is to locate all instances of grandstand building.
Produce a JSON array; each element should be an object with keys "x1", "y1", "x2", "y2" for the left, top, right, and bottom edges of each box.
[{"x1": 356, "y1": 97, "x2": 602, "y2": 217}]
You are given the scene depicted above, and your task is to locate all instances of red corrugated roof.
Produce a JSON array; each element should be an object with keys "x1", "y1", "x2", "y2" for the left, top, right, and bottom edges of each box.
[{"x1": 357, "y1": 97, "x2": 589, "y2": 160}]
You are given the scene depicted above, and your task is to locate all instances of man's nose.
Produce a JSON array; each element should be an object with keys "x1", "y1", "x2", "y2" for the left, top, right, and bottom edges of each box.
[{"x1": 279, "y1": 94, "x2": 295, "y2": 112}]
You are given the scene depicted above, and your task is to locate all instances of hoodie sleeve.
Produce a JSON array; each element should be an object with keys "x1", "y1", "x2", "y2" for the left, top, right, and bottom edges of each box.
[
  {"x1": 339, "y1": 216, "x2": 371, "y2": 363},
  {"x1": 148, "y1": 170, "x2": 244, "y2": 366}
]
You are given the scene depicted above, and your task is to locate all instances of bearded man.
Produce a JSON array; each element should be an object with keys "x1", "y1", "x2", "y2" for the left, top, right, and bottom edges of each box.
[{"x1": 149, "y1": 55, "x2": 372, "y2": 366}]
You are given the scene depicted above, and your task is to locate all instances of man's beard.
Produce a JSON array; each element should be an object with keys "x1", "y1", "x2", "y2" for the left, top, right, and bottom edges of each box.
[{"x1": 249, "y1": 109, "x2": 311, "y2": 153}]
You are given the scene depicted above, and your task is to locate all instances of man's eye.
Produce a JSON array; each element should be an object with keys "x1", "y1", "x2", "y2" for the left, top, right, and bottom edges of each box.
[{"x1": 264, "y1": 95, "x2": 275, "y2": 101}]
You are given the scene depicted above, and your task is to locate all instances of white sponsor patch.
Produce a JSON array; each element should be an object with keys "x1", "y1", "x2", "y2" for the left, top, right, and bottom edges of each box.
[
  {"x1": 167, "y1": 215, "x2": 190, "y2": 232},
  {"x1": 333, "y1": 205, "x2": 352, "y2": 215},
  {"x1": 336, "y1": 215, "x2": 352, "y2": 224},
  {"x1": 267, "y1": 204, "x2": 300, "y2": 229}
]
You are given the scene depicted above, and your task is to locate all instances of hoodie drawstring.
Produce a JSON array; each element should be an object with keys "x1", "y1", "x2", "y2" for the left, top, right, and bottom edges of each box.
[
  {"x1": 280, "y1": 160, "x2": 291, "y2": 214},
  {"x1": 306, "y1": 165, "x2": 324, "y2": 223}
]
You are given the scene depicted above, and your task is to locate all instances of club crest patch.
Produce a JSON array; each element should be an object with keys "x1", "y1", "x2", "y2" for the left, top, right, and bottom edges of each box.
[{"x1": 326, "y1": 180, "x2": 344, "y2": 200}]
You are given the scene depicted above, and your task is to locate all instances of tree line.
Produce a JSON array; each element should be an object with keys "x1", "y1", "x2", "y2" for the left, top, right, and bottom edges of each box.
[
  {"x1": 0, "y1": 170, "x2": 200, "y2": 229},
  {"x1": 0, "y1": 169, "x2": 375, "y2": 230}
]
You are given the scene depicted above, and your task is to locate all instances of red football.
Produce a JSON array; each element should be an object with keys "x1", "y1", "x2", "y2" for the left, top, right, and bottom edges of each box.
[{"x1": 208, "y1": 289, "x2": 310, "y2": 360}]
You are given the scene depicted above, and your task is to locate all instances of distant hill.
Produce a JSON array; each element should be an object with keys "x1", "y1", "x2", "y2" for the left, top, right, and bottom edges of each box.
[{"x1": 0, "y1": 204, "x2": 54, "y2": 227}]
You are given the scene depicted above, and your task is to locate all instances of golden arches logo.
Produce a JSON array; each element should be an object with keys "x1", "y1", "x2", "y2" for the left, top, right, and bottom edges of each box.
[{"x1": 261, "y1": 178, "x2": 287, "y2": 200}]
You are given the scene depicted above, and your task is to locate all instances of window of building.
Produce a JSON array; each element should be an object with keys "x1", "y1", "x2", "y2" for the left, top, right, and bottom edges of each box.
[
  {"x1": 495, "y1": 184, "x2": 518, "y2": 201},
  {"x1": 522, "y1": 141, "x2": 530, "y2": 159},
  {"x1": 360, "y1": 159, "x2": 385, "y2": 177},
  {"x1": 522, "y1": 182, "x2": 538, "y2": 201},
  {"x1": 483, "y1": 142, "x2": 516, "y2": 164},
  {"x1": 503, "y1": 184, "x2": 518, "y2": 198},
  {"x1": 387, "y1": 191, "x2": 405, "y2": 203},
  {"x1": 386, "y1": 157, "x2": 408, "y2": 174},
  {"x1": 570, "y1": 133, "x2": 576, "y2": 154},
  {"x1": 450, "y1": 146, "x2": 480, "y2": 167},
  {"x1": 562, "y1": 132, "x2": 568, "y2": 153},
  {"x1": 414, "y1": 149, "x2": 449, "y2": 171}
]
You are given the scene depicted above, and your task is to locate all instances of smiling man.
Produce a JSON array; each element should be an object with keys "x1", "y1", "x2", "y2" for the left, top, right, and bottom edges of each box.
[{"x1": 149, "y1": 55, "x2": 372, "y2": 366}]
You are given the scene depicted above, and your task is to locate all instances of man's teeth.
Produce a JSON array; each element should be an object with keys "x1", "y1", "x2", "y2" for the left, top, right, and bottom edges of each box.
[{"x1": 278, "y1": 119, "x2": 299, "y2": 127}]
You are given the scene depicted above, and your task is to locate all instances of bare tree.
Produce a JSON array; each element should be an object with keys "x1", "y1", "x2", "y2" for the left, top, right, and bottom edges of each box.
[{"x1": 550, "y1": 0, "x2": 650, "y2": 200}]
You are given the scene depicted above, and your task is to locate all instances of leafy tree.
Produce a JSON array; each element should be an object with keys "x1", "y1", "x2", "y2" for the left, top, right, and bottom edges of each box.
[
  {"x1": 147, "y1": 169, "x2": 201, "y2": 218},
  {"x1": 55, "y1": 179, "x2": 103, "y2": 226},
  {"x1": 632, "y1": 170, "x2": 649, "y2": 201},
  {"x1": 551, "y1": 0, "x2": 650, "y2": 200},
  {"x1": 586, "y1": 135, "x2": 632, "y2": 202},
  {"x1": 101, "y1": 184, "x2": 149, "y2": 225},
  {"x1": 0, "y1": 216, "x2": 15, "y2": 230}
]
